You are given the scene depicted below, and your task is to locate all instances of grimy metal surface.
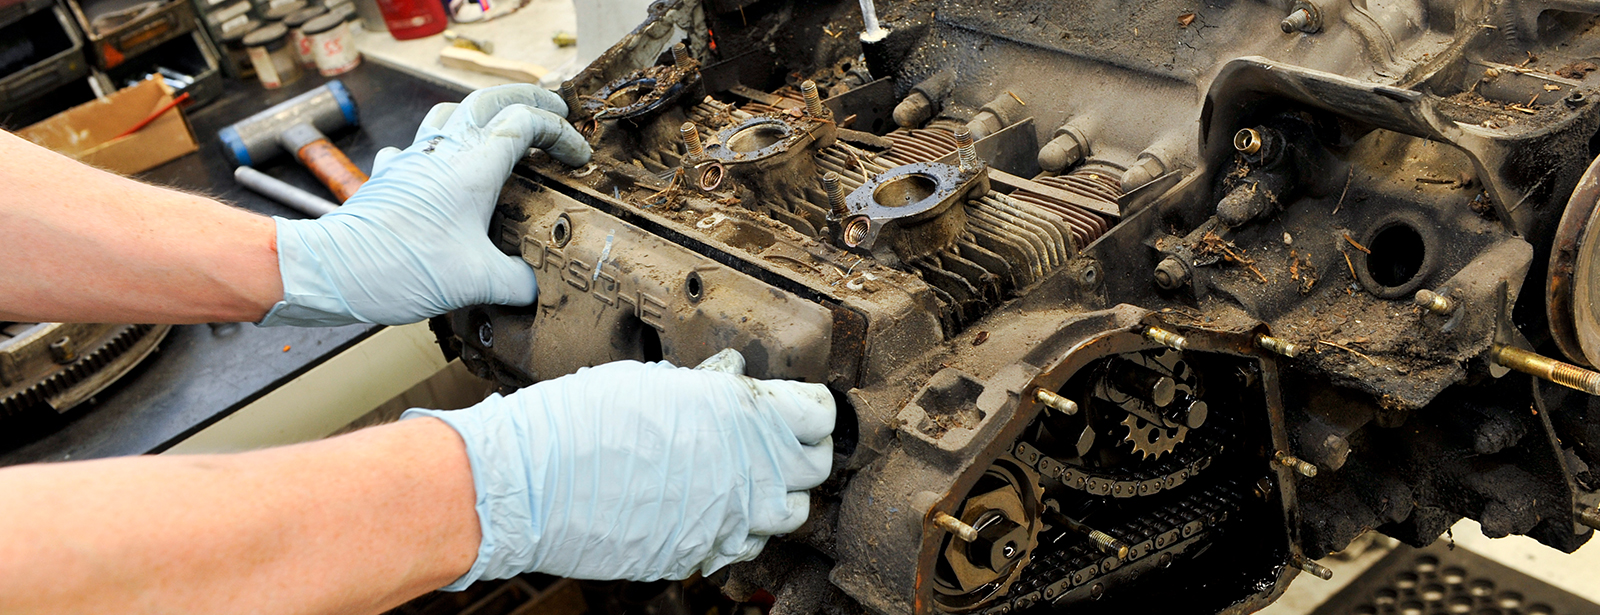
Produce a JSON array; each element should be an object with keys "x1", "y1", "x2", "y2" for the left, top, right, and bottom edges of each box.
[{"x1": 436, "y1": 1, "x2": 1600, "y2": 614}]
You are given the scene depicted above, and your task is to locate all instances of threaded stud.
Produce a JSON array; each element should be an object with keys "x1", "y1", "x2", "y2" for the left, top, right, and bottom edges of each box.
[
  {"x1": 559, "y1": 81, "x2": 577, "y2": 109},
  {"x1": 955, "y1": 125, "x2": 980, "y2": 173},
  {"x1": 1275, "y1": 451, "x2": 1318, "y2": 478},
  {"x1": 1033, "y1": 388, "x2": 1079, "y2": 415},
  {"x1": 933, "y1": 512, "x2": 979, "y2": 542},
  {"x1": 1142, "y1": 326, "x2": 1187, "y2": 351},
  {"x1": 1493, "y1": 345, "x2": 1600, "y2": 395},
  {"x1": 1415, "y1": 289, "x2": 1454, "y2": 315},
  {"x1": 1293, "y1": 554, "x2": 1334, "y2": 580},
  {"x1": 680, "y1": 122, "x2": 704, "y2": 157},
  {"x1": 801, "y1": 80, "x2": 825, "y2": 117},
  {"x1": 671, "y1": 42, "x2": 692, "y2": 69},
  {"x1": 1282, "y1": 8, "x2": 1312, "y2": 33},
  {"x1": 823, "y1": 172, "x2": 847, "y2": 219},
  {"x1": 1578, "y1": 505, "x2": 1600, "y2": 530},
  {"x1": 1088, "y1": 529, "x2": 1130, "y2": 559},
  {"x1": 1257, "y1": 334, "x2": 1300, "y2": 358}
]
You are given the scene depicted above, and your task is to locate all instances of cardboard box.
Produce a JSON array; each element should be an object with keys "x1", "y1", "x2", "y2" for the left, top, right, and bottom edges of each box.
[{"x1": 18, "y1": 77, "x2": 197, "y2": 175}]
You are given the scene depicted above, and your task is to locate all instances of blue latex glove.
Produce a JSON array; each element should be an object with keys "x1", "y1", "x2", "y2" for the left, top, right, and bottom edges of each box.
[
  {"x1": 260, "y1": 84, "x2": 592, "y2": 327},
  {"x1": 403, "y1": 349, "x2": 836, "y2": 587}
]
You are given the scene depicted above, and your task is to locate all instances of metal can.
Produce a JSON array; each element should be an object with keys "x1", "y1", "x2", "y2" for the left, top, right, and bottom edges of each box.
[
  {"x1": 217, "y1": 19, "x2": 261, "y2": 78},
  {"x1": 302, "y1": 10, "x2": 360, "y2": 76},
  {"x1": 260, "y1": 0, "x2": 305, "y2": 22},
  {"x1": 282, "y1": 5, "x2": 327, "y2": 68},
  {"x1": 242, "y1": 22, "x2": 305, "y2": 88}
]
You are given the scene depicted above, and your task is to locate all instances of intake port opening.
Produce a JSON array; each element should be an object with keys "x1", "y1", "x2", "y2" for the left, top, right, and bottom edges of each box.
[
  {"x1": 726, "y1": 123, "x2": 789, "y2": 153},
  {"x1": 606, "y1": 82, "x2": 654, "y2": 107},
  {"x1": 617, "y1": 315, "x2": 665, "y2": 363},
  {"x1": 638, "y1": 320, "x2": 664, "y2": 363},
  {"x1": 1365, "y1": 222, "x2": 1426, "y2": 289},
  {"x1": 873, "y1": 173, "x2": 939, "y2": 208}
]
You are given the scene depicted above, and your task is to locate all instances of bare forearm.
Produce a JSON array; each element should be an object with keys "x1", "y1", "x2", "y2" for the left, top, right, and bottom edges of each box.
[
  {"x1": 0, "y1": 131, "x2": 281, "y2": 323},
  {"x1": 0, "y1": 418, "x2": 479, "y2": 615}
]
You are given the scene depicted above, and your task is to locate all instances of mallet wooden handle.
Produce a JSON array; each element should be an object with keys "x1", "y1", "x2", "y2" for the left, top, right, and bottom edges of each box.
[
  {"x1": 294, "y1": 138, "x2": 368, "y2": 202},
  {"x1": 279, "y1": 123, "x2": 368, "y2": 202}
]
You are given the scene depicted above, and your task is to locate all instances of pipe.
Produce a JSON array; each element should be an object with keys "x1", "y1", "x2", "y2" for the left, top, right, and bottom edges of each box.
[
  {"x1": 859, "y1": 0, "x2": 886, "y2": 41},
  {"x1": 234, "y1": 166, "x2": 340, "y2": 217}
]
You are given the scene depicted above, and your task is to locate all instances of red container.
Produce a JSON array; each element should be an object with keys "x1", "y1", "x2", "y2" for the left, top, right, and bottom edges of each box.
[{"x1": 373, "y1": 0, "x2": 446, "y2": 40}]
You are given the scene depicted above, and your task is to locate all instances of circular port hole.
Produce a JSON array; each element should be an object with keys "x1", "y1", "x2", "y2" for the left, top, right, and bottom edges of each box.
[
  {"x1": 726, "y1": 122, "x2": 789, "y2": 153},
  {"x1": 552, "y1": 214, "x2": 572, "y2": 247},
  {"x1": 1233, "y1": 128, "x2": 1262, "y2": 154},
  {"x1": 606, "y1": 83, "x2": 654, "y2": 107},
  {"x1": 697, "y1": 161, "x2": 724, "y2": 191},
  {"x1": 842, "y1": 216, "x2": 872, "y2": 246},
  {"x1": 686, "y1": 271, "x2": 704, "y2": 302},
  {"x1": 872, "y1": 173, "x2": 939, "y2": 208},
  {"x1": 1365, "y1": 222, "x2": 1426, "y2": 289}
]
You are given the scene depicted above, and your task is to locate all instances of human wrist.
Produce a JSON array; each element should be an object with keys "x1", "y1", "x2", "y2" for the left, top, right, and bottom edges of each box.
[
  {"x1": 390, "y1": 416, "x2": 485, "y2": 593},
  {"x1": 401, "y1": 398, "x2": 545, "y2": 589},
  {"x1": 260, "y1": 216, "x2": 364, "y2": 326}
]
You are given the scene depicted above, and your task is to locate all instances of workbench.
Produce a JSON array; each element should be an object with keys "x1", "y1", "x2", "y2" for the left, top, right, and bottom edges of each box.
[{"x1": 0, "y1": 61, "x2": 470, "y2": 467}]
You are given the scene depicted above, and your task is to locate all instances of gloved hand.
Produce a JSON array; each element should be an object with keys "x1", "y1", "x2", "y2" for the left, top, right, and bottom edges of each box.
[
  {"x1": 260, "y1": 84, "x2": 592, "y2": 327},
  {"x1": 403, "y1": 349, "x2": 836, "y2": 588}
]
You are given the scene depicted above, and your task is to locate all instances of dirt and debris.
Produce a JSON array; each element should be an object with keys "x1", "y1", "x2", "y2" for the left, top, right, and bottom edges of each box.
[
  {"x1": 1317, "y1": 340, "x2": 1377, "y2": 365},
  {"x1": 1196, "y1": 231, "x2": 1268, "y2": 284},
  {"x1": 1288, "y1": 249, "x2": 1317, "y2": 294},
  {"x1": 1178, "y1": 13, "x2": 1195, "y2": 27},
  {"x1": 1441, "y1": 91, "x2": 1552, "y2": 126},
  {"x1": 1556, "y1": 60, "x2": 1599, "y2": 80},
  {"x1": 639, "y1": 168, "x2": 688, "y2": 209},
  {"x1": 1469, "y1": 191, "x2": 1498, "y2": 219}
]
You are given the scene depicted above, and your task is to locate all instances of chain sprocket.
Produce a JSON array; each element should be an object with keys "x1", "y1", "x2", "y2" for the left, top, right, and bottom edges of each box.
[{"x1": 1119, "y1": 414, "x2": 1189, "y2": 461}]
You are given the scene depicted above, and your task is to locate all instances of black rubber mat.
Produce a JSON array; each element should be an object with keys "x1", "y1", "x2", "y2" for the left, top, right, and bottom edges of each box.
[{"x1": 1311, "y1": 541, "x2": 1600, "y2": 615}]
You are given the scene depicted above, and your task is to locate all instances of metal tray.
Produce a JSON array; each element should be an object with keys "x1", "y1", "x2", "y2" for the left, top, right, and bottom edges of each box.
[
  {"x1": 65, "y1": 0, "x2": 197, "y2": 68},
  {"x1": 0, "y1": 3, "x2": 88, "y2": 113}
]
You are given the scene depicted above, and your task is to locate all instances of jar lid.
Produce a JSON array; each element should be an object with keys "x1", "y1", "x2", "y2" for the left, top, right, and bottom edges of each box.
[
  {"x1": 261, "y1": 1, "x2": 307, "y2": 20},
  {"x1": 283, "y1": 5, "x2": 326, "y2": 27},
  {"x1": 219, "y1": 19, "x2": 261, "y2": 42},
  {"x1": 301, "y1": 11, "x2": 346, "y2": 34},
  {"x1": 328, "y1": 4, "x2": 356, "y2": 22},
  {"x1": 243, "y1": 21, "x2": 290, "y2": 45}
]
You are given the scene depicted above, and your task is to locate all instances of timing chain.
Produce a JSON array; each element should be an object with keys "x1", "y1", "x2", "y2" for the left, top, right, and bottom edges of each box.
[
  {"x1": 968, "y1": 430, "x2": 1237, "y2": 614},
  {"x1": 973, "y1": 478, "x2": 1254, "y2": 615},
  {"x1": 1012, "y1": 435, "x2": 1219, "y2": 500}
]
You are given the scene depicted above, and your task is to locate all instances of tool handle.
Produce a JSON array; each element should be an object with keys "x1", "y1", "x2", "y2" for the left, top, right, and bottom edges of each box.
[
  {"x1": 234, "y1": 166, "x2": 339, "y2": 217},
  {"x1": 294, "y1": 138, "x2": 368, "y2": 202}
]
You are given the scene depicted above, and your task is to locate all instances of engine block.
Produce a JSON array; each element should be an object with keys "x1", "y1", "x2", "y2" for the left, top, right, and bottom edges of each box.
[{"x1": 432, "y1": 1, "x2": 1600, "y2": 613}]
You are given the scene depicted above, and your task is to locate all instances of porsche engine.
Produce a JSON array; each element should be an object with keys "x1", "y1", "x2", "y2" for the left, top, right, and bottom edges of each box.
[{"x1": 430, "y1": 0, "x2": 1600, "y2": 613}]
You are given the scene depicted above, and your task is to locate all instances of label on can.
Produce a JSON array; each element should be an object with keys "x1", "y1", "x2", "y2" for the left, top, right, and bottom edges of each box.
[
  {"x1": 310, "y1": 22, "x2": 360, "y2": 76},
  {"x1": 247, "y1": 45, "x2": 282, "y2": 87},
  {"x1": 289, "y1": 28, "x2": 314, "y2": 67}
]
